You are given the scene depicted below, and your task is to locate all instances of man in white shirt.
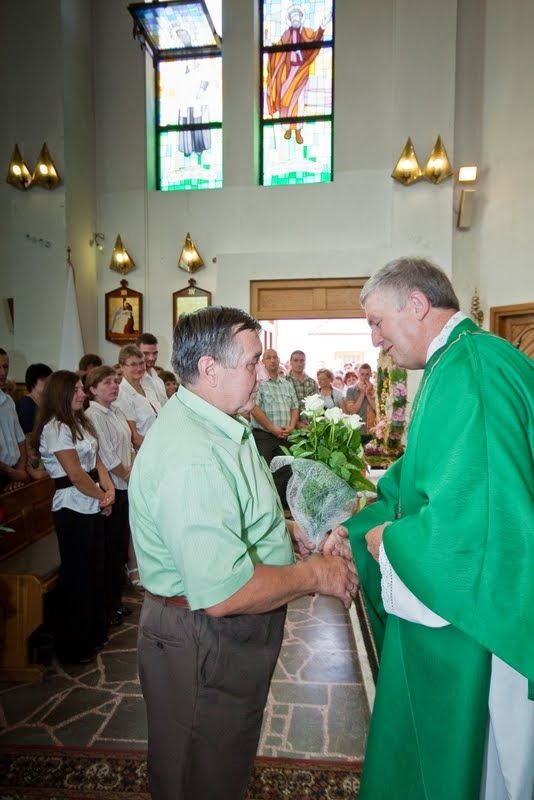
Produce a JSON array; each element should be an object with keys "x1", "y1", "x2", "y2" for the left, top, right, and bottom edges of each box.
[
  {"x1": 136, "y1": 333, "x2": 167, "y2": 408},
  {"x1": 0, "y1": 348, "x2": 29, "y2": 491}
]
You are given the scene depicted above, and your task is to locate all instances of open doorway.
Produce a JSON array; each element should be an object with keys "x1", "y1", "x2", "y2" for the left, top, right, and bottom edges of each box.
[{"x1": 261, "y1": 317, "x2": 378, "y2": 378}]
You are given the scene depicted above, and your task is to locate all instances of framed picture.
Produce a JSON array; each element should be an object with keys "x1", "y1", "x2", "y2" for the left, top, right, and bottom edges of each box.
[
  {"x1": 173, "y1": 279, "x2": 212, "y2": 329},
  {"x1": 105, "y1": 280, "x2": 143, "y2": 344}
]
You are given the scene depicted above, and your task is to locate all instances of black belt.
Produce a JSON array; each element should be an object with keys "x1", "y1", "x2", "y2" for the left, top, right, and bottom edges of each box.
[{"x1": 54, "y1": 468, "x2": 98, "y2": 490}]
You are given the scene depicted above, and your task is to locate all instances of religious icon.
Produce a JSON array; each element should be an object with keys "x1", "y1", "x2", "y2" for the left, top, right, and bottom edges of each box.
[
  {"x1": 105, "y1": 280, "x2": 143, "y2": 344},
  {"x1": 173, "y1": 279, "x2": 212, "y2": 329}
]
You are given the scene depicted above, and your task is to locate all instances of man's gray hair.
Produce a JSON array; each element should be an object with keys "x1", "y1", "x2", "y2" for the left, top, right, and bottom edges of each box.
[
  {"x1": 360, "y1": 257, "x2": 460, "y2": 311},
  {"x1": 172, "y1": 306, "x2": 261, "y2": 385}
]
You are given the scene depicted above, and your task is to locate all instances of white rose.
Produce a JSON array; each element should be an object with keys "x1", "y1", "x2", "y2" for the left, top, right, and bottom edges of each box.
[
  {"x1": 303, "y1": 394, "x2": 325, "y2": 413},
  {"x1": 324, "y1": 406, "x2": 344, "y2": 423},
  {"x1": 344, "y1": 414, "x2": 364, "y2": 430}
]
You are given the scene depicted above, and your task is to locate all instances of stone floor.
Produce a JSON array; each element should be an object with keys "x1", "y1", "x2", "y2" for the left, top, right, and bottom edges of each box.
[{"x1": 0, "y1": 589, "x2": 369, "y2": 761}]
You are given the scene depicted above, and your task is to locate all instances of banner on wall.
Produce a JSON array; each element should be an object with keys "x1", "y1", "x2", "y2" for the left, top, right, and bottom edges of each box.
[{"x1": 59, "y1": 252, "x2": 84, "y2": 372}]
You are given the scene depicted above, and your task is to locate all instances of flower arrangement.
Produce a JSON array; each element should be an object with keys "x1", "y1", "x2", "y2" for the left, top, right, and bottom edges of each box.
[
  {"x1": 284, "y1": 395, "x2": 375, "y2": 493},
  {"x1": 270, "y1": 395, "x2": 375, "y2": 544},
  {"x1": 365, "y1": 352, "x2": 407, "y2": 458}
]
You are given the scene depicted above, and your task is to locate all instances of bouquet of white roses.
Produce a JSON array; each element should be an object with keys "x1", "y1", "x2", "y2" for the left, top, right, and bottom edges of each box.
[{"x1": 271, "y1": 395, "x2": 375, "y2": 545}]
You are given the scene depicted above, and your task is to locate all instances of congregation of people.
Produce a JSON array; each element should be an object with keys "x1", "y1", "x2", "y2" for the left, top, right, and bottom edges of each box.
[
  {"x1": 0, "y1": 334, "x2": 179, "y2": 664},
  {"x1": 1, "y1": 257, "x2": 533, "y2": 800},
  {"x1": 0, "y1": 335, "x2": 372, "y2": 665}
]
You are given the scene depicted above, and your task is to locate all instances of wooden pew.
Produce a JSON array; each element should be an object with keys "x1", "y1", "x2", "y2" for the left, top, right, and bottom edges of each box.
[{"x1": 0, "y1": 478, "x2": 60, "y2": 682}]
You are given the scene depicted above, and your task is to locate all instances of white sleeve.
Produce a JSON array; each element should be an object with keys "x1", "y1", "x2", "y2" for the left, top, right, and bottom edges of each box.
[
  {"x1": 87, "y1": 410, "x2": 121, "y2": 472},
  {"x1": 41, "y1": 421, "x2": 76, "y2": 453},
  {"x1": 379, "y1": 543, "x2": 449, "y2": 628},
  {"x1": 115, "y1": 391, "x2": 134, "y2": 422}
]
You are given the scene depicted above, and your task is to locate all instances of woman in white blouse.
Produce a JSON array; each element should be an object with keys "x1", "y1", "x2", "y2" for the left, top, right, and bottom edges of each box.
[
  {"x1": 86, "y1": 366, "x2": 136, "y2": 624},
  {"x1": 114, "y1": 345, "x2": 159, "y2": 450},
  {"x1": 34, "y1": 371, "x2": 115, "y2": 664}
]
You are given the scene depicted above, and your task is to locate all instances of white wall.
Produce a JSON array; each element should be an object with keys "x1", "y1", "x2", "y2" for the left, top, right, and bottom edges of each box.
[
  {"x1": 94, "y1": 0, "x2": 458, "y2": 371},
  {"x1": 2, "y1": 0, "x2": 534, "y2": 379}
]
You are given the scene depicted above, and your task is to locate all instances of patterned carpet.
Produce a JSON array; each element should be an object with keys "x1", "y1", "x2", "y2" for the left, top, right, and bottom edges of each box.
[{"x1": 0, "y1": 745, "x2": 361, "y2": 799}]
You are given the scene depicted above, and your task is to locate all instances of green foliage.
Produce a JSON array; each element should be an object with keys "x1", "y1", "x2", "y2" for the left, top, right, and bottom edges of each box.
[{"x1": 285, "y1": 413, "x2": 375, "y2": 493}]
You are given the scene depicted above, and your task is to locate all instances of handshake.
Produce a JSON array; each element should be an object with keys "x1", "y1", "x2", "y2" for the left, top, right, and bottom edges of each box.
[{"x1": 288, "y1": 521, "x2": 358, "y2": 608}]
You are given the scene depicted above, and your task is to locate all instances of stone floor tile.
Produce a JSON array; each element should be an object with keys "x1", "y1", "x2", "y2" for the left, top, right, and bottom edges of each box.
[
  {"x1": 42, "y1": 687, "x2": 116, "y2": 726},
  {"x1": 271, "y1": 703, "x2": 289, "y2": 715},
  {"x1": 0, "y1": 676, "x2": 72, "y2": 726},
  {"x1": 291, "y1": 622, "x2": 356, "y2": 651},
  {"x1": 301, "y1": 650, "x2": 362, "y2": 684},
  {"x1": 269, "y1": 681, "x2": 329, "y2": 706},
  {"x1": 269, "y1": 715, "x2": 286, "y2": 735},
  {"x1": 56, "y1": 711, "x2": 108, "y2": 747},
  {"x1": 328, "y1": 684, "x2": 369, "y2": 758},
  {"x1": 0, "y1": 724, "x2": 56, "y2": 745},
  {"x1": 287, "y1": 706, "x2": 325, "y2": 754},
  {"x1": 101, "y1": 650, "x2": 139, "y2": 684},
  {"x1": 97, "y1": 695, "x2": 147, "y2": 741},
  {"x1": 277, "y1": 642, "x2": 312, "y2": 677}
]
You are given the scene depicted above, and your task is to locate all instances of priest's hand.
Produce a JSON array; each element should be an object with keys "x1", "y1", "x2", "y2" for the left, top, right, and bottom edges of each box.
[
  {"x1": 365, "y1": 522, "x2": 391, "y2": 561},
  {"x1": 321, "y1": 525, "x2": 353, "y2": 562}
]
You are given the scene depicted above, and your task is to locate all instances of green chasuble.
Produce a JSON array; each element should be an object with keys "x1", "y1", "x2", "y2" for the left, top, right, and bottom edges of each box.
[{"x1": 346, "y1": 318, "x2": 534, "y2": 800}]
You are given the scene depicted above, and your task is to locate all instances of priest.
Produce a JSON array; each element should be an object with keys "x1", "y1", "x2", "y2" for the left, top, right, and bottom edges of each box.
[{"x1": 342, "y1": 257, "x2": 534, "y2": 799}]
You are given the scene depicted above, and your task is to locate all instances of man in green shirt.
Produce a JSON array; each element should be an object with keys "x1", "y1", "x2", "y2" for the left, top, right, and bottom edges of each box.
[
  {"x1": 129, "y1": 307, "x2": 356, "y2": 800},
  {"x1": 338, "y1": 258, "x2": 534, "y2": 799}
]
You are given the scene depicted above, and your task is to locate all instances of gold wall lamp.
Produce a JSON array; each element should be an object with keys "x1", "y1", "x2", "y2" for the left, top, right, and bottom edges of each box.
[
  {"x1": 6, "y1": 144, "x2": 32, "y2": 190},
  {"x1": 32, "y1": 142, "x2": 61, "y2": 189},
  {"x1": 456, "y1": 165, "x2": 478, "y2": 229},
  {"x1": 391, "y1": 137, "x2": 423, "y2": 186},
  {"x1": 178, "y1": 232, "x2": 205, "y2": 273},
  {"x1": 110, "y1": 235, "x2": 135, "y2": 275},
  {"x1": 423, "y1": 135, "x2": 453, "y2": 184}
]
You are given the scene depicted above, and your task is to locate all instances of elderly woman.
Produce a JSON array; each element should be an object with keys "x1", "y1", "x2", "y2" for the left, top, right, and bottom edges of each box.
[
  {"x1": 114, "y1": 344, "x2": 160, "y2": 450},
  {"x1": 85, "y1": 366, "x2": 136, "y2": 625},
  {"x1": 34, "y1": 371, "x2": 115, "y2": 664},
  {"x1": 316, "y1": 368, "x2": 344, "y2": 409}
]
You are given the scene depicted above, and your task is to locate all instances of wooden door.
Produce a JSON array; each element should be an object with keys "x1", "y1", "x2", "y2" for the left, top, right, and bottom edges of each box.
[
  {"x1": 490, "y1": 302, "x2": 534, "y2": 359},
  {"x1": 250, "y1": 277, "x2": 368, "y2": 320}
]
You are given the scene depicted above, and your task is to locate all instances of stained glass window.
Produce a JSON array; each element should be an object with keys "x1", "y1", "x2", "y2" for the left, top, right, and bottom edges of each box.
[
  {"x1": 260, "y1": 0, "x2": 334, "y2": 186},
  {"x1": 129, "y1": 1, "x2": 222, "y2": 191}
]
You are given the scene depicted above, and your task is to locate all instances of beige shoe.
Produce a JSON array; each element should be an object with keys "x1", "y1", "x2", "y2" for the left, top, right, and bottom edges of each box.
[
  {"x1": 284, "y1": 129, "x2": 292, "y2": 140},
  {"x1": 295, "y1": 130, "x2": 304, "y2": 144}
]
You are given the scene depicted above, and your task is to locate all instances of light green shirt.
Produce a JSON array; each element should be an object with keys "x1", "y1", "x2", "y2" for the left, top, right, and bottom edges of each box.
[{"x1": 129, "y1": 386, "x2": 295, "y2": 609}]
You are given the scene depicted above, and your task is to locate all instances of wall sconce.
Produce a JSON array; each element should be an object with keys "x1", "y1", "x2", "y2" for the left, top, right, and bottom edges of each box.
[
  {"x1": 32, "y1": 142, "x2": 61, "y2": 189},
  {"x1": 89, "y1": 232, "x2": 105, "y2": 252},
  {"x1": 456, "y1": 165, "x2": 478, "y2": 229},
  {"x1": 470, "y1": 288, "x2": 484, "y2": 327},
  {"x1": 391, "y1": 138, "x2": 423, "y2": 186},
  {"x1": 178, "y1": 232, "x2": 205, "y2": 273},
  {"x1": 423, "y1": 135, "x2": 453, "y2": 184},
  {"x1": 6, "y1": 144, "x2": 32, "y2": 190},
  {"x1": 109, "y1": 235, "x2": 135, "y2": 275}
]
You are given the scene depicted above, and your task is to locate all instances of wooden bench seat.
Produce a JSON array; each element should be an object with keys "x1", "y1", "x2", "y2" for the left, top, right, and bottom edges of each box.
[{"x1": 0, "y1": 478, "x2": 59, "y2": 683}]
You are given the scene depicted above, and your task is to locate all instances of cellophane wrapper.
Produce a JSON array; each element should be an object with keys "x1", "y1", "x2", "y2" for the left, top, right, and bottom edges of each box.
[{"x1": 271, "y1": 456, "x2": 357, "y2": 545}]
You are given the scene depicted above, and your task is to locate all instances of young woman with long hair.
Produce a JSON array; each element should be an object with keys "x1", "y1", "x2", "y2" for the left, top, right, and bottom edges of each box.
[{"x1": 33, "y1": 371, "x2": 115, "y2": 664}]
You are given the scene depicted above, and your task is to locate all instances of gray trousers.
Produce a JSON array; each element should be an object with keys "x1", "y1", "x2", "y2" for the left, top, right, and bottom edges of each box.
[{"x1": 138, "y1": 594, "x2": 286, "y2": 800}]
